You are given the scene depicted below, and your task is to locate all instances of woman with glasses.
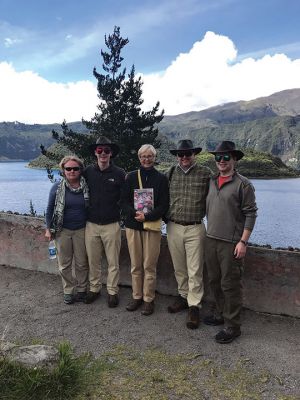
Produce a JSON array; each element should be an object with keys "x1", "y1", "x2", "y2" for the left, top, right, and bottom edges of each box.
[
  {"x1": 121, "y1": 144, "x2": 169, "y2": 316},
  {"x1": 45, "y1": 155, "x2": 89, "y2": 304}
]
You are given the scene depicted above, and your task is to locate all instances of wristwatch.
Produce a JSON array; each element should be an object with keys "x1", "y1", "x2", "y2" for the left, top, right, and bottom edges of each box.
[{"x1": 240, "y1": 240, "x2": 248, "y2": 246}]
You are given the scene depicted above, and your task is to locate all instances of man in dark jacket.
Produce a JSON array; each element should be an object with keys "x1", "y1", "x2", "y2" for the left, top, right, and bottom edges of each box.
[
  {"x1": 84, "y1": 136, "x2": 125, "y2": 307},
  {"x1": 204, "y1": 141, "x2": 257, "y2": 343}
]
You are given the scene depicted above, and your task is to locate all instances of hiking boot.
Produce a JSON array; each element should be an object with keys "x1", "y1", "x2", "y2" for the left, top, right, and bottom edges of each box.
[
  {"x1": 186, "y1": 306, "x2": 200, "y2": 329},
  {"x1": 75, "y1": 291, "x2": 87, "y2": 302},
  {"x1": 107, "y1": 294, "x2": 119, "y2": 308},
  {"x1": 167, "y1": 296, "x2": 188, "y2": 313},
  {"x1": 126, "y1": 298, "x2": 143, "y2": 312},
  {"x1": 203, "y1": 314, "x2": 224, "y2": 326},
  {"x1": 141, "y1": 301, "x2": 154, "y2": 316},
  {"x1": 63, "y1": 294, "x2": 74, "y2": 305},
  {"x1": 215, "y1": 327, "x2": 241, "y2": 344},
  {"x1": 84, "y1": 291, "x2": 100, "y2": 304}
]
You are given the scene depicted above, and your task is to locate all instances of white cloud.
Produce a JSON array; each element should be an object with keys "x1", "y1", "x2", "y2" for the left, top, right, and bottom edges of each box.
[
  {"x1": 141, "y1": 31, "x2": 300, "y2": 115},
  {"x1": 1, "y1": 31, "x2": 300, "y2": 123},
  {"x1": 0, "y1": 62, "x2": 98, "y2": 124},
  {"x1": 4, "y1": 37, "x2": 22, "y2": 48}
]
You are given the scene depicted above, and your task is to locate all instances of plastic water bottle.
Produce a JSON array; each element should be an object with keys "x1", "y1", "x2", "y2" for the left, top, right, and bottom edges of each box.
[{"x1": 48, "y1": 240, "x2": 57, "y2": 260}]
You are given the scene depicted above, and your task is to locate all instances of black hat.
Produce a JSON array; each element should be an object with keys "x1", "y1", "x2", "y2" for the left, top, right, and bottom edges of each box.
[
  {"x1": 170, "y1": 139, "x2": 202, "y2": 156},
  {"x1": 89, "y1": 136, "x2": 120, "y2": 158},
  {"x1": 209, "y1": 141, "x2": 244, "y2": 161}
]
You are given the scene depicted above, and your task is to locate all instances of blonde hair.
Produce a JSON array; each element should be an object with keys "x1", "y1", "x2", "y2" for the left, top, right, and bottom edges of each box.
[
  {"x1": 59, "y1": 155, "x2": 84, "y2": 171},
  {"x1": 138, "y1": 144, "x2": 157, "y2": 157}
]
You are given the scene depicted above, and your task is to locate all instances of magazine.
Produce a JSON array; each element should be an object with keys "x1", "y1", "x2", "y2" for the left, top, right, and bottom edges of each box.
[{"x1": 134, "y1": 188, "x2": 154, "y2": 214}]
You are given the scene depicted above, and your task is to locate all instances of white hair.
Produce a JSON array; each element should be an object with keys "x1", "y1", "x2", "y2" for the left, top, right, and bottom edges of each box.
[{"x1": 138, "y1": 144, "x2": 157, "y2": 157}]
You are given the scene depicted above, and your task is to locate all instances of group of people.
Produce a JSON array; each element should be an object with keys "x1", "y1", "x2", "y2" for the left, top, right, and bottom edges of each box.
[{"x1": 45, "y1": 136, "x2": 257, "y2": 344}]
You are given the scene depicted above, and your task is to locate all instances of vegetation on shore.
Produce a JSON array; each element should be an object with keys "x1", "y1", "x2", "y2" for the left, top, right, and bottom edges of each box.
[
  {"x1": 158, "y1": 149, "x2": 300, "y2": 178},
  {"x1": 0, "y1": 343, "x2": 297, "y2": 400}
]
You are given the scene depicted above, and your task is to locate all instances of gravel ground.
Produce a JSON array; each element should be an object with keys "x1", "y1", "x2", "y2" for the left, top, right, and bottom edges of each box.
[{"x1": 0, "y1": 265, "x2": 299, "y2": 397}]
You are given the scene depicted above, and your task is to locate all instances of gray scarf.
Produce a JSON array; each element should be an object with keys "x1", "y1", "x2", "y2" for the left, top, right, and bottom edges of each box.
[{"x1": 50, "y1": 176, "x2": 89, "y2": 236}]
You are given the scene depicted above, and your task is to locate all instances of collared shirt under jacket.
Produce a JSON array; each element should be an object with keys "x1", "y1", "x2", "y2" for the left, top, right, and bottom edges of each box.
[{"x1": 206, "y1": 171, "x2": 258, "y2": 243}]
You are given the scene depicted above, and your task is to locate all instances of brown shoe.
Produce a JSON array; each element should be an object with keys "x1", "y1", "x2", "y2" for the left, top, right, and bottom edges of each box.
[
  {"x1": 107, "y1": 294, "x2": 119, "y2": 308},
  {"x1": 141, "y1": 301, "x2": 154, "y2": 316},
  {"x1": 126, "y1": 298, "x2": 143, "y2": 312},
  {"x1": 84, "y1": 291, "x2": 100, "y2": 304},
  {"x1": 167, "y1": 296, "x2": 188, "y2": 313},
  {"x1": 186, "y1": 306, "x2": 200, "y2": 329}
]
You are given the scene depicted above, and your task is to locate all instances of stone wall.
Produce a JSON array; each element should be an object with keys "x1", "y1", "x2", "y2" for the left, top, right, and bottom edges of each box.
[{"x1": 0, "y1": 213, "x2": 299, "y2": 317}]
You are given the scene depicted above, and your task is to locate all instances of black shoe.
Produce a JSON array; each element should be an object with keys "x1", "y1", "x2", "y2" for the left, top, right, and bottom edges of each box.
[
  {"x1": 75, "y1": 291, "x2": 87, "y2": 302},
  {"x1": 141, "y1": 301, "x2": 154, "y2": 316},
  {"x1": 186, "y1": 306, "x2": 200, "y2": 329},
  {"x1": 84, "y1": 291, "x2": 100, "y2": 304},
  {"x1": 203, "y1": 315, "x2": 224, "y2": 326},
  {"x1": 126, "y1": 299, "x2": 143, "y2": 311},
  {"x1": 215, "y1": 327, "x2": 241, "y2": 344},
  {"x1": 108, "y1": 294, "x2": 119, "y2": 308},
  {"x1": 167, "y1": 296, "x2": 188, "y2": 313},
  {"x1": 64, "y1": 294, "x2": 74, "y2": 305}
]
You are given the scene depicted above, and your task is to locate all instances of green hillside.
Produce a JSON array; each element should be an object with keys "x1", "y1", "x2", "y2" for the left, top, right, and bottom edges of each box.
[{"x1": 1, "y1": 89, "x2": 300, "y2": 172}]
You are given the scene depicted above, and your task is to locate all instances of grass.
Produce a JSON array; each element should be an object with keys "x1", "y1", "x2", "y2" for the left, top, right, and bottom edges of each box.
[
  {"x1": 0, "y1": 343, "x2": 298, "y2": 400},
  {"x1": 80, "y1": 346, "x2": 298, "y2": 400},
  {"x1": 0, "y1": 342, "x2": 96, "y2": 400}
]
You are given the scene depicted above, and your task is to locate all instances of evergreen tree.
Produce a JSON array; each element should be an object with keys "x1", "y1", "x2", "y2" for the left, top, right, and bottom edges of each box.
[{"x1": 42, "y1": 26, "x2": 164, "y2": 171}]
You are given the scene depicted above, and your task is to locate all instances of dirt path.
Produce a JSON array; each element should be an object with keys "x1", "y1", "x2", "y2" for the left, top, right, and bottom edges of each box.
[{"x1": 0, "y1": 265, "x2": 299, "y2": 397}]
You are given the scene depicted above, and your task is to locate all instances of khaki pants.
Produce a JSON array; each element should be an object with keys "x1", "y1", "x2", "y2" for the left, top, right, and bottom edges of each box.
[
  {"x1": 205, "y1": 237, "x2": 244, "y2": 328},
  {"x1": 55, "y1": 228, "x2": 88, "y2": 295},
  {"x1": 85, "y1": 221, "x2": 121, "y2": 295},
  {"x1": 126, "y1": 228, "x2": 161, "y2": 303},
  {"x1": 167, "y1": 221, "x2": 206, "y2": 307}
]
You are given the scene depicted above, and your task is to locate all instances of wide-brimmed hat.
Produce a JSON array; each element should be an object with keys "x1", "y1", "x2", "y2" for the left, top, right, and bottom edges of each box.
[
  {"x1": 209, "y1": 141, "x2": 244, "y2": 160},
  {"x1": 89, "y1": 136, "x2": 120, "y2": 158},
  {"x1": 169, "y1": 139, "x2": 202, "y2": 156}
]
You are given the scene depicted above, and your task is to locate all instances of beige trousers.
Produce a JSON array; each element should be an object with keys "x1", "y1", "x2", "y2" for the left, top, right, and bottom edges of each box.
[
  {"x1": 167, "y1": 221, "x2": 206, "y2": 307},
  {"x1": 85, "y1": 221, "x2": 121, "y2": 295},
  {"x1": 55, "y1": 227, "x2": 88, "y2": 295},
  {"x1": 126, "y1": 228, "x2": 161, "y2": 302}
]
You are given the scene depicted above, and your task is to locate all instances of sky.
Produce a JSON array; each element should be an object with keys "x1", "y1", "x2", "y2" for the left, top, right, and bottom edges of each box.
[{"x1": 1, "y1": 0, "x2": 300, "y2": 124}]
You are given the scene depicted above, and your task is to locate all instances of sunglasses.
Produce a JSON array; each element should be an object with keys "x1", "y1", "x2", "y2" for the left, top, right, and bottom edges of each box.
[
  {"x1": 215, "y1": 154, "x2": 231, "y2": 162},
  {"x1": 95, "y1": 146, "x2": 111, "y2": 155},
  {"x1": 64, "y1": 166, "x2": 81, "y2": 172},
  {"x1": 177, "y1": 150, "x2": 193, "y2": 158}
]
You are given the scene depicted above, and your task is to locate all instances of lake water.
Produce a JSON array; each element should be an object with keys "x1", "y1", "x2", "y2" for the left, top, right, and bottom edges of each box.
[{"x1": 0, "y1": 162, "x2": 299, "y2": 248}]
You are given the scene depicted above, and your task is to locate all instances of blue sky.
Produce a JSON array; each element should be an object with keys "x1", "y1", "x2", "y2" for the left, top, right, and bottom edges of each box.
[{"x1": 1, "y1": 0, "x2": 300, "y2": 123}]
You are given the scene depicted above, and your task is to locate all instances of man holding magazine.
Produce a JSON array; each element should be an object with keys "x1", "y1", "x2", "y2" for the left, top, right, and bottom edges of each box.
[{"x1": 121, "y1": 144, "x2": 169, "y2": 316}]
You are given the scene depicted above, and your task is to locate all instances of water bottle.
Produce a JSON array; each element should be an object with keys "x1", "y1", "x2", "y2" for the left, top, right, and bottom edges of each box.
[{"x1": 48, "y1": 240, "x2": 57, "y2": 260}]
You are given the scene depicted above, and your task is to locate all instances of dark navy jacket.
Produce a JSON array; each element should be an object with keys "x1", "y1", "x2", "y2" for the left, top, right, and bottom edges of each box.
[{"x1": 84, "y1": 163, "x2": 125, "y2": 225}]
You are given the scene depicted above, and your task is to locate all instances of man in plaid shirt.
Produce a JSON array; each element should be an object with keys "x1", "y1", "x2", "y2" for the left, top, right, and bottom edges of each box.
[{"x1": 166, "y1": 139, "x2": 211, "y2": 329}]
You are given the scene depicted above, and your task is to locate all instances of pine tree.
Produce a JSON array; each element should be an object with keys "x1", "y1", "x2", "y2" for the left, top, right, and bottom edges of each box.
[{"x1": 42, "y1": 26, "x2": 164, "y2": 171}]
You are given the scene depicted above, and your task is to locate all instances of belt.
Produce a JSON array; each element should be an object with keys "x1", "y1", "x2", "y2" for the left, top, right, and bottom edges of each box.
[{"x1": 170, "y1": 219, "x2": 202, "y2": 226}]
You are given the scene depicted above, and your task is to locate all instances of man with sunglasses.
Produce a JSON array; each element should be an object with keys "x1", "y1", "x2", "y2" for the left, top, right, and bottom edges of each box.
[
  {"x1": 204, "y1": 141, "x2": 257, "y2": 344},
  {"x1": 166, "y1": 139, "x2": 211, "y2": 329},
  {"x1": 83, "y1": 136, "x2": 126, "y2": 307}
]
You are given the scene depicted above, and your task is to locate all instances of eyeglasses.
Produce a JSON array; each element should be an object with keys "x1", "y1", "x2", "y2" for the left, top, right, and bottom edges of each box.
[
  {"x1": 139, "y1": 155, "x2": 154, "y2": 160},
  {"x1": 64, "y1": 166, "x2": 81, "y2": 172},
  {"x1": 95, "y1": 146, "x2": 111, "y2": 155},
  {"x1": 215, "y1": 154, "x2": 231, "y2": 162},
  {"x1": 177, "y1": 150, "x2": 193, "y2": 158}
]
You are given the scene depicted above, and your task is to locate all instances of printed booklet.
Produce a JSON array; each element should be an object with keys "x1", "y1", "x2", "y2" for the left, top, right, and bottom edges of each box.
[{"x1": 134, "y1": 188, "x2": 154, "y2": 214}]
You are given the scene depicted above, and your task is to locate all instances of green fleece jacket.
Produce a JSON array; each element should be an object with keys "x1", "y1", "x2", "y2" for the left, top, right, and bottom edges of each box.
[{"x1": 206, "y1": 172, "x2": 257, "y2": 243}]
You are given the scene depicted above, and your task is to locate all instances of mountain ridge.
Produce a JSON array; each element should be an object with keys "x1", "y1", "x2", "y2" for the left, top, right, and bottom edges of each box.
[{"x1": 1, "y1": 88, "x2": 300, "y2": 168}]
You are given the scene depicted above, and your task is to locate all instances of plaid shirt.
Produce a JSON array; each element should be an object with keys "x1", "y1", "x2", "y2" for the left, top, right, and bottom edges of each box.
[{"x1": 167, "y1": 163, "x2": 211, "y2": 223}]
